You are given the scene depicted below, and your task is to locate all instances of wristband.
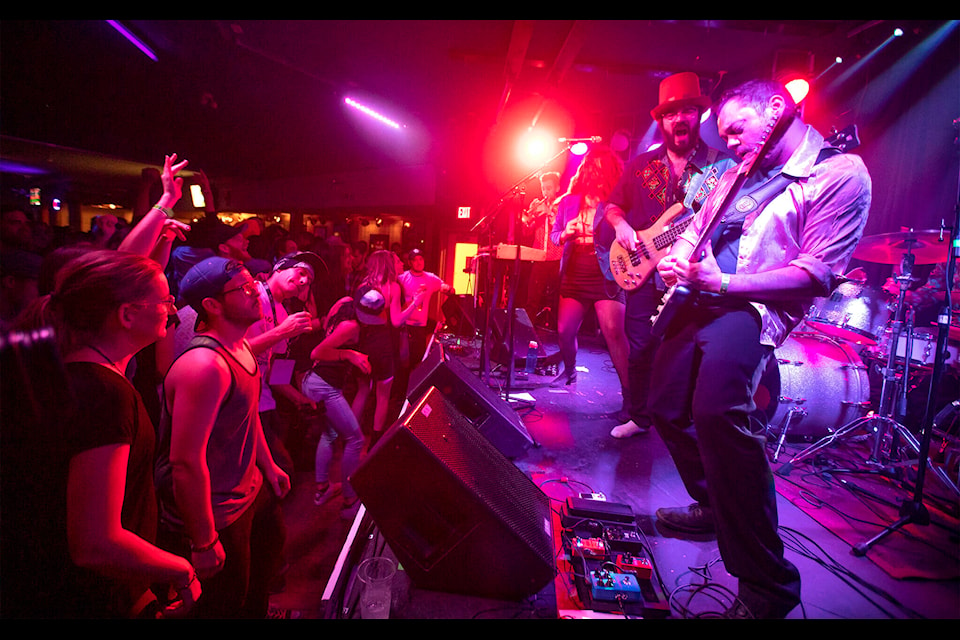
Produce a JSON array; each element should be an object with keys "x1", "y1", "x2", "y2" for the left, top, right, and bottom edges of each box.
[
  {"x1": 177, "y1": 571, "x2": 198, "y2": 592},
  {"x1": 719, "y1": 273, "x2": 730, "y2": 295},
  {"x1": 190, "y1": 533, "x2": 219, "y2": 553},
  {"x1": 152, "y1": 205, "x2": 175, "y2": 218}
]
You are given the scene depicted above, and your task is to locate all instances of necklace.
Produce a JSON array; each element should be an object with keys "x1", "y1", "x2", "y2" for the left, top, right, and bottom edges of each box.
[{"x1": 85, "y1": 343, "x2": 126, "y2": 377}]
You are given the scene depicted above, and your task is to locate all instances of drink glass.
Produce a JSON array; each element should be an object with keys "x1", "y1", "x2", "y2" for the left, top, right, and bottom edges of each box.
[{"x1": 357, "y1": 557, "x2": 397, "y2": 619}]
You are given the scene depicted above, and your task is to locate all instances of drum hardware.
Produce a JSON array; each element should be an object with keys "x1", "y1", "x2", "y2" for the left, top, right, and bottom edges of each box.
[
  {"x1": 780, "y1": 214, "x2": 959, "y2": 557},
  {"x1": 779, "y1": 243, "x2": 959, "y2": 500}
]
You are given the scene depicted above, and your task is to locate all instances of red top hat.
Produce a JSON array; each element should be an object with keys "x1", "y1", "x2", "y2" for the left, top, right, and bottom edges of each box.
[{"x1": 650, "y1": 72, "x2": 712, "y2": 119}]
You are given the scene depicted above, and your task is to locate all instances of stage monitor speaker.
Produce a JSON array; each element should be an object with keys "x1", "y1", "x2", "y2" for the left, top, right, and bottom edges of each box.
[
  {"x1": 350, "y1": 387, "x2": 556, "y2": 601},
  {"x1": 490, "y1": 307, "x2": 545, "y2": 365},
  {"x1": 407, "y1": 344, "x2": 534, "y2": 459},
  {"x1": 441, "y1": 294, "x2": 478, "y2": 337}
]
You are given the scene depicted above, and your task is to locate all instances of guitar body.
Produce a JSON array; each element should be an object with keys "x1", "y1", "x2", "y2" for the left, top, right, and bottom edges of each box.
[
  {"x1": 650, "y1": 284, "x2": 695, "y2": 338},
  {"x1": 609, "y1": 202, "x2": 692, "y2": 291}
]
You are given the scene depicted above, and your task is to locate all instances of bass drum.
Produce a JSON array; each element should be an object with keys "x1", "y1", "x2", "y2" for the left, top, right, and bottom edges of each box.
[{"x1": 769, "y1": 332, "x2": 872, "y2": 440}]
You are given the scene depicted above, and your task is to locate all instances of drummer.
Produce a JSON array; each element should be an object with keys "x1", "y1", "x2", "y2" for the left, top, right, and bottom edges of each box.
[{"x1": 881, "y1": 260, "x2": 958, "y2": 329}]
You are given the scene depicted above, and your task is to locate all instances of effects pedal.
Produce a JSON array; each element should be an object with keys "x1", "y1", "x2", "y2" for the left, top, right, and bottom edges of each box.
[
  {"x1": 604, "y1": 525, "x2": 644, "y2": 553},
  {"x1": 615, "y1": 552, "x2": 652, "y2": 580},
  {"x1": 571, "y1": 536, "x2": 606, "y2": 559},
  {"x1": 588, "y1": 568, "x2": 642, "y2": 603}
]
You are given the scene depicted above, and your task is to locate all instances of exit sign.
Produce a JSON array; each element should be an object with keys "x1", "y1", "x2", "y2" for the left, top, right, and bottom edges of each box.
[{"x1": 457, "y1": 206, "x2": 471, "y2": 219}]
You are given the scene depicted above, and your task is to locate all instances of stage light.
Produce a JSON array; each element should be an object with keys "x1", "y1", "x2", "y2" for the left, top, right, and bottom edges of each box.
[
  {"x1": 894, "y1": 28, "x2": 904, "y2": 37},
  {"x1": 517, "y1": 128, "x2": 558, "y2": 168},
  {"x1": 105, "y1": 20, "x2": 158, "y2": 62},
  {"x1": 344, "y1": 97, "x2": 402, "y2": 130},
  {"x1": 570, "y1": 142, "x2": 589, "y2": 156},
  {"x1": 784, "y1": 77, "x2": 811, "y2": 104}
]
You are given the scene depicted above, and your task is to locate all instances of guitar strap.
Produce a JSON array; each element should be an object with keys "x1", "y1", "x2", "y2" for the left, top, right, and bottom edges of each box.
[{"x1": 720, "y1": 146, "x2": 842, "y2": 224}]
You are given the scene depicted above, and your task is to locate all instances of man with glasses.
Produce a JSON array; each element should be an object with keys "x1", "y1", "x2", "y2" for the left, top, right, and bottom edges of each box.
[
  {"x1": 596, "y1": 72, "x2": 736, "y2": 439},
  {"x1": 154, "y1": 257, "x2": 293, "y2": 618}
]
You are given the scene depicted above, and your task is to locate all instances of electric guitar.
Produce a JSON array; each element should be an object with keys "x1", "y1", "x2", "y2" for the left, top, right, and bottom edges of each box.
[
  {"x1": 610, "y1": 125, "x2": 858, "y2": 293},
  {"x1": 649, "y1": 108, "x2": 792, "y2": 338}
]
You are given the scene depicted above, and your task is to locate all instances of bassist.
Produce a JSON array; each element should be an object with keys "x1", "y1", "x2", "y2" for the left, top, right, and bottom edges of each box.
[{"x1": 597, "y1": 72, "x2": 736, "y2": 438}]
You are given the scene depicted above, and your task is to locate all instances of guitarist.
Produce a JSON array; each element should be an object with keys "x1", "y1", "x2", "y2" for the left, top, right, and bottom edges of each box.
[
  {"x1": 651, "y1": 79, "x2": 872, "y2": 618},
  {"x1": 598, "y1": 72, "x2": 737, "y2": 438}
]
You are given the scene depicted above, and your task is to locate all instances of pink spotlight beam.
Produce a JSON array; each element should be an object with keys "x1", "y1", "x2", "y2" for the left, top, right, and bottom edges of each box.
[
  {"x1": 344, "y1": 97, "x2": 402, "y2": 129},
  {"x1": 105, "y1": 20, "x2": 158, "y2": 62}
]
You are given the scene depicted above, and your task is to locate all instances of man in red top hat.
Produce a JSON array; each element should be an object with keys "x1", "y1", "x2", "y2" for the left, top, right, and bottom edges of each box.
[{"x1": 597, "y1": 72, "x2": 737, "y2": 438}]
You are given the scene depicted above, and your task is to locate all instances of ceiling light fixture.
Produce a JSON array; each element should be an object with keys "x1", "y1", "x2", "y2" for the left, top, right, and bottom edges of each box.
[
  {"x1": 105, "y1": 20, "x2": 158, "y2": 62},
  {"x1": 344, "y1": 97, "x2": 401, "y2": 130}
]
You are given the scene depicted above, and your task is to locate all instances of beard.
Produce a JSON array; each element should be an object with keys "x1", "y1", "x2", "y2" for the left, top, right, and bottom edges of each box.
[
  {"x1": 663, "y1": 121, "x2": 699, "y2": 155},
  {"x1": 222, "y1": 296, "x2": 263, "y2": 329}
]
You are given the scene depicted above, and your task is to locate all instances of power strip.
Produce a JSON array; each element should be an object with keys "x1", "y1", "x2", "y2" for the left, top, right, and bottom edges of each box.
[{"x1": 564, "y1": 497, "x2": 636, "y2": 524}]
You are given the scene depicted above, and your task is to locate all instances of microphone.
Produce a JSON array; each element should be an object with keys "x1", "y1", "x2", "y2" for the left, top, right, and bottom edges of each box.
[{"x1": 559, "y1": 136, "x2": 603, "y2": 144}]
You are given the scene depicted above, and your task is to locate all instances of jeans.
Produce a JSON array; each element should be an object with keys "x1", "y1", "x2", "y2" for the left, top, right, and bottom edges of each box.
[{"x1": 301, "y1": 371, "x2": 364, "y2": 501}]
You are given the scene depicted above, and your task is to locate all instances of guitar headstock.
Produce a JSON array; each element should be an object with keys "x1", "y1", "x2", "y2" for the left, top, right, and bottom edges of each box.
[
  {"x1": 826, "y1": 124, "x2": 860, "y2": 153},
  {"x1": 738, "y1": 105, "x2": 792, "y2": 178}
]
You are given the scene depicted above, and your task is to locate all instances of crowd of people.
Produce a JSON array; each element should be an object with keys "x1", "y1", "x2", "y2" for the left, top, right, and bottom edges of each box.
[
  {"x1": 1, "y1": 72, "x2": 887, "y2": 619},
  {"x1": 0, "y1": 149, "x2": 456, "y2": 618}
]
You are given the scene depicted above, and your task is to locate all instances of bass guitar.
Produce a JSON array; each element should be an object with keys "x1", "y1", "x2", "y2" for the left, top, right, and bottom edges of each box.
[
  {"x1": 649, "y1": 107, "x2": 792, "y2": 337},
  {"x1": 608, "y1": 201, "x2": 693, "y2": 291}
]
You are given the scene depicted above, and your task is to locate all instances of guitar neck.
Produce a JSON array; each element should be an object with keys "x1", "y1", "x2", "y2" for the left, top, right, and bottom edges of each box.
[{"x1": 652, "y1": 215, "x2": 694, "y2": 251}]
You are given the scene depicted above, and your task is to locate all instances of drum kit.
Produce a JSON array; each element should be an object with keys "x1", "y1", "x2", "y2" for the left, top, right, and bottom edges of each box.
[{"x1": 770, "y1": 228, "x2": 959, "y2": 501}]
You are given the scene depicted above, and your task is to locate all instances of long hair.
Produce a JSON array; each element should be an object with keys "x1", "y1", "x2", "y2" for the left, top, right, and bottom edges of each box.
[
  {"x1": 359, "y1": 249, "x2": 397, "y2": 293},
  {"x1": 32, "y1": 249, "x2": 164, "y2": 355},
  {"x1": 566, "y1": 146, "x2": 624, "y2": 202}
]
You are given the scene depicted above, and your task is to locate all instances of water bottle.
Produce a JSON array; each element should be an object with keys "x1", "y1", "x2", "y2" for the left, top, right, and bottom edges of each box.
[{"x1": 525, "y1": 341, "x2": 539, "y2": 374}]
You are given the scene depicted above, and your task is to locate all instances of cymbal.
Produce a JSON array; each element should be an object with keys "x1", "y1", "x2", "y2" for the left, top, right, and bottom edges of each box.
[{"x1": 853, "y1": 229, "x2": 948, "y2": 265}]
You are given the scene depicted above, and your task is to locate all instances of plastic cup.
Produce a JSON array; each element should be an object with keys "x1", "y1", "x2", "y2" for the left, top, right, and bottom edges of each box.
[{"x1": 357, "y1": 557, "x2": 397, "y2": 619}]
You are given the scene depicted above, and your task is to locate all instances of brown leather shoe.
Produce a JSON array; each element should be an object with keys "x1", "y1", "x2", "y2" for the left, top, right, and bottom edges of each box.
[{"x1": 655, "y1": 503, "x2": 715, "y2": 534}]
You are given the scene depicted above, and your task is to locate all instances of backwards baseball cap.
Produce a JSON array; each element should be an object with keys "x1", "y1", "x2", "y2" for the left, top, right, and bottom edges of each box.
[
  {"x1": 178, "y1": 257, "x2": 248, "y2": 313},
  {"x1": 354, "y1": 284, "x2": 386, "y2": 325},
  {"x1": 272, "y1": 251, "x2": 324, "y2": 279}
]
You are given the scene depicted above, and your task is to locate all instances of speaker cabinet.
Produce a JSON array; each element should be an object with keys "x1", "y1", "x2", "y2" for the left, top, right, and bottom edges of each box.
[
  {"x1": 407, "y1": 345, "x2": 534, "y2": 459},
  {"x1": 350, "y1": 387, "x2": 556, "y2": 601}
]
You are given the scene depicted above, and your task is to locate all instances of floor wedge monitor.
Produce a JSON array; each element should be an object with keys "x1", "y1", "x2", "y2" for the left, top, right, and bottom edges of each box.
[{"x1": 350, "y1": 387, "x2": 556, "y2": 601}]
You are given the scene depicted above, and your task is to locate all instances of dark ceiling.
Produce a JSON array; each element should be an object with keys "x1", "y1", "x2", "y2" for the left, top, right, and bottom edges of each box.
[{"x1": 1, "y1": 19, "x2": 952, "y2": 211}]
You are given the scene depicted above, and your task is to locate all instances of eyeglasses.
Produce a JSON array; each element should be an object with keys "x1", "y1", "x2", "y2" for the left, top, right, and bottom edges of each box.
[
  {"x1": 662, "y1": 106, "x2": 700, "y2": 122},
  {"x1": 131, "y1": 295, "x2": 177, "y2": 314},
  {"x1": 221, "y1": 281, "x2": 260, "y2": 298}
]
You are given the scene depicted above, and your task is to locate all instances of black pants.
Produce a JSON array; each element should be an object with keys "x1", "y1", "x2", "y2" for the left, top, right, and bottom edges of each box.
[
  {"x1": 623, "y1": 278, "x2": 663, "y2": 426},
  {"x1": 158, "y1": 483, "x2": 286, "y2": 619},
  {"x1": 648, "y1": 303, "x2": 801, "y2": 618}
]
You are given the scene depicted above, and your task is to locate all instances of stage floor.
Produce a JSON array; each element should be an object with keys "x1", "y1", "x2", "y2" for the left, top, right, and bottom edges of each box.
[{"x1": 270, "y1": 327, "x2": 960, "y2": 620}]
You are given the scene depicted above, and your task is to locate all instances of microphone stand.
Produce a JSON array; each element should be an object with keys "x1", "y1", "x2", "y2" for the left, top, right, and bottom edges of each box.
[{"x1": 476, "y1": 144, "x2": 573, "y2": 400}]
